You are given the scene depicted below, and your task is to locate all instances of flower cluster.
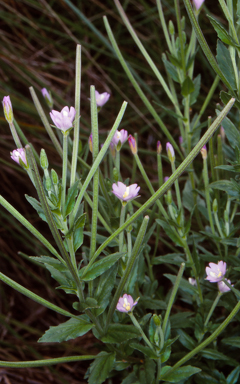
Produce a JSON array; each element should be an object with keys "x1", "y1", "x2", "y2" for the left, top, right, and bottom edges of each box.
[{"x1": 205, "y1": 261, "x2": 233, "y2": 293}]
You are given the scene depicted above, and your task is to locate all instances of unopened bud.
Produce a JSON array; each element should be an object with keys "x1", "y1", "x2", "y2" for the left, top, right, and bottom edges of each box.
[
  {"x1": 220, "y1": 126, "x2": 225, "y2": 141},
  {"x1": 157, "y1": 141, "x2": 162, "y2": 155},
  {"x1": 169, "y1": 20, "x2": 175, "y2": 35},
  {"x1": 166, "y1": 142, "x2": 175, "y2": 163},
  {"x1": 88, "y1": 133, "x2": 93, "y2": 153},
  {"x1": 40, "y1": 149, "x2": 49, "y2": 170},
  {"x1": 45, "y1": 177, "x2": 52, "y2": 191},
  {"x1": 128, "y1": 135, "x2": 137, "y2": 155},
  {"x1": 153, "y1": 314, "x2": 162, "y2": 326},
  {"x1": 213, "y1": 198, "x2": 218, "y2": 213},
  {"x1": 41, "y1": 88, "x2": 53, "y2": 109},
  {"x1": 51, "y1": 169, "x2": 58, "y2": 185},
  {"x1": 200, "y1": 145, "x2": 207, "y2": 160},
  {"x1": 2, "y1": 96, "x2": 13, "y2": 124}
]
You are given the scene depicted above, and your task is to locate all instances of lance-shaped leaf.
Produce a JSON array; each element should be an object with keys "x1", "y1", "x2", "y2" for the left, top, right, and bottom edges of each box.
[{"x1": 79, "y1": 252, "x2": 125, "y2": 281}]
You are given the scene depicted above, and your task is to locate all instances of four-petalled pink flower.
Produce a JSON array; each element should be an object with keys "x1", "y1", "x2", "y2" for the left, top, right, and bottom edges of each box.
[
  {"x1": 205, "y1": 261, "x2": 226, "y2": 283},
  {"x1": 116, "y1": 294, "x2": 138, "y2": 313},
  {"x1": 111, "y1": 129, "x2": 128, "y2": 148},
  {"x1": 95, "y1": 90, "x2": 110, "y2": 108},
  {"x1": 50, "y1": 106, "x2": 76, "y2": 132},
  {"x1": 11, "y1": 148, "x2": 28, "y2": 167},
  {"x1": 112, "y1": 181, "x2": 140, "y2": 202}
]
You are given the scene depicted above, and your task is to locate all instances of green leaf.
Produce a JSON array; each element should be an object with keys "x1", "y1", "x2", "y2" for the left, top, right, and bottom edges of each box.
[
  {"x1": 25, "y1": 195, "x2": 46, "y2": 221},
  {"x1": 190, "y1": 74, "x2": 201, "y2": 106},
  {"x1": 200, "y1": 349, "x2": 238, "y2": 366},
  {"x1": 162, "y1": 54, "x2": 180, "y2": 83},
  {"x1": 216, "y1": 40, "x2": 237, "y2": 90},
  {"x1": 153, "y1": 253, "x2": 185, "y2": 266},
  {"x1": 80, "y1": 252, "x2": 124, "y2": 281},
  {"x1": 73, "y1": 227, "x2": 84, "y2": 252},
  {"x1": 220, "y1": 91, "x2": 240, "y2": 109},
  {"x1": 39, "y1": 316, "x2": 93, "y2": 343},
  {"x1": 164, "y1": 274, "x2": 198, "y2": 295},
  {"x1": 227, "y1": 366, "x2": 240, "y2": 384},
  {"x1": 216, "y1": 111, "x2": 240, "y2": 149},
  {"x1": 208, "y1": 15, "x2": 240, "y2": 50},
  {"x1": 63, "y1": 180, "x2": 80, "y2": 219},
  {"x1": 88, "y1": 351, "x2": 115, "y2": 384},
  {"x1": 170, "y1": 312, "x2": 193, "y2": 328},
  {"x1": 181, "y1": 76, "x2": 195, "y2": 97},
  {"x1": 210, "y1": 180, "x2": 240, "y2": 197},
  {"x1": 177, "y1": 329, "x2": 196, "y2": 350},
  {"x1": 141, "y1": 297, "x2": 167, "y2": 310},
  {"x1": 160, "y1": 365, "x2": 201, "y2": 382},
  {"x1": 129, "y1": 342, "x2": 158, "y2": 359},
  {"x1": 156, "y1": 219, "x2": 185, "y2": 247},
  {"x1": 222, "y1": 336, "x2": 240, "y2": 348},
  {"x1": 139, "y1": 359, "x2": 156, "y2": 384},
  {"x1": 121, "y1": 372, "x2": 139, "y2": 384},
  {"x1": 64, "y1": 213, "x2": 86, "y2": 238},
  {"x1": 94, "y1": 264, "x2": 118, "y2": 316},
  {"x1": 99, "y1": 324, "x2": 140, "y2": 344}
]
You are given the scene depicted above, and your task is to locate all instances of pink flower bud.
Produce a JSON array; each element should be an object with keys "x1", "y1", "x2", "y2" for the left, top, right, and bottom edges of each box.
[
  {"x1": 128, "y1": 135, "x2": 137, "y2": 155},
  {"x1": 88, "y1": 134, "x2": 93, "y2": 153},
  {"x1": 2, "y1": 96, "x2": 13, "y2": 124},
  {"x1": 218, "y1": 279, "x2": 233, "y2": 293},
  {"x1": 157, "y1": 141, "x2": 162, "y2": 154},
  {"x1": 200, "y1": 145, "x2": 207, "y2": 160},
  {"x1": 193, "y1": 0, "x2": 205, "y2": 10},
  {"x1": 42, "y1": 88, "x2": 53, "y2": 108},
  {"x1": 166, "y1": 142, "x2": 175, "y2": 163}
]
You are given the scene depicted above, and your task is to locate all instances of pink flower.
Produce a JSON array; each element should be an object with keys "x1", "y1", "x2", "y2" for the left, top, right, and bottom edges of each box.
[
  {"x1": 95, "y1": 91, "x2": 110, "y2": 107},
  {"x1": 11, "y1": 148, "x2": 27, "y2": 166},
  {"x1": 188, "y1": 277, "x2": 197, "y2": 286},
  {"x1": 128, "y1": 135, "x2": 137, "y2": 154},
  {"x1": 206, "y1": 261, "x2": 227, "y2": 283},
  {"x1": 50, "y1": 106, "x2": 76, "y2": 132},
  {"x1": 218, "y1": 279, "x2": 233, "y2": 293},
  {"x1": 112, "y1": 181, "x2": 140, "y2": 202},
  {"x1": 193, "y1": 0, "x2": 205, "y2": 10},
  {"x1": 2, "y1": 96, "x2": 13, "y2": 123},
  {"x1": 111, "y1": 129, "x2": 128, "y2": 147},
  {"x1": 116, "y1": 294, "x2": 138, "y2": 313},
  {"x1": 166, "y1": 142, "x2": 175, "y2": 163}
]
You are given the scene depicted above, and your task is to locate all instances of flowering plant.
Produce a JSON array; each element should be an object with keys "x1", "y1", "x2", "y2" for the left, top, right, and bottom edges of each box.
[{"x1": 2, "y1": 1, "x2": 240, "y2": 383}]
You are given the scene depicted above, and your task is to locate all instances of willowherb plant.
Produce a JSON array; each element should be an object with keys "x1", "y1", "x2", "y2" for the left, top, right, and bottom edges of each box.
[{"x1": 2, "y1": 0, "x2": 240, "y2": 383}]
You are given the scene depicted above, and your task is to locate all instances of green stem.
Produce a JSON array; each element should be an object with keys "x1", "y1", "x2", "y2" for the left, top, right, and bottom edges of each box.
[
  {"x1": 61, "y1": 133, "x2": 68, "y2": 211},
  {"x1": 0, "y1": 196, "x2": 65, "y2": 264},
  {"x1": 9, "y1": 122, "x2": 22, "y2": 148},
  {"x1": 81, "y1": 98, "x2": 235, "y2": 276},
  {"x1": 70, "y1": 44, "x2": 81, "y2": 186},
  {"x1": 0, "y1": 355, "x2": 95, "y2": 368},
  {"x1": 204, "y1": 292, "x2": 221, "y2": 327},
  {"x1": 203, "y1": 157, "x2": 215, "y2": 234},
  {"x1": 129, "y1": 312, "x2": 156, "y2": 352},
  {"x1": 156, "y1": 0, "x2": 172, "y2": 52},
  {"x1": 162, "y1": 263, "x2": 185, "y2": 335},
  {"x1": 119, "y1": 205, "x2": 126, "y2": 253}
]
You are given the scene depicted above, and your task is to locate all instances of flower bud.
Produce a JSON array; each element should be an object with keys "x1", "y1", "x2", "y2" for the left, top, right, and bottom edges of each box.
[
  {"x1": 128, "y1": 135, "x2": 137, "y2": 155},
  {"x1": 157, "y1": 141, "x2": 162, "y2": 155},
  {"x1": 40, "y1": 149, "x2": 49, "y2": 170},
  {"x1": 41, "y1": 88, "x2": 53, "y2": 109},
  {"x1": 89, "y1": 134, "x2": 93, "y2": 154},
  {"x1": 193, "y1": 0, "x2": 205, "y2": 11},
  {"x1": 153, "y1": 314, "x2": 162, "y2": 326},
  {"x1": 2, "y1": 96, "x2": 13, "y2": 124},
  {"x1": 200, "y1": 145, "x2": 207, "y2": 160},
  {"x1": 213, "y1": 198, "x2": 218, "y2": 213},
  {"x1": 10, "y1": 148, "x2": 28, "y2": 168},
  {"x1": 51, "y1": 169, "x2": 58, "y2": 185},
  {"x1": 220, "y1": 126, "x2": 225, "y2": 141},
  {"x1": 169, "y1": 20, "x2": 175, "y2": 35},
  {"x1": 166, "y1": 142, "x2": 175, "y2": 163}
]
